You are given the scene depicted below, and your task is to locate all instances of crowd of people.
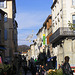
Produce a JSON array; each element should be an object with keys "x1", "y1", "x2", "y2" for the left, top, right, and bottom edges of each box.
[
  {"x1": 0, "y1": 55, "x2": 74, "y2": 75},
  {"x1": 18, "y1": 55, "x2": 50, "y2": 75}
]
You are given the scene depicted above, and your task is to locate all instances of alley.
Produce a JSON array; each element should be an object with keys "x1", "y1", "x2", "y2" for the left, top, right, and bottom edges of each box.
[{"x1": 0, "y1": 0, "x2": 75, "y2": 75}]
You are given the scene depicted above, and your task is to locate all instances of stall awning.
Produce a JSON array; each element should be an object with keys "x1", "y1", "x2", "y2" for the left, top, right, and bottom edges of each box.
[
  {"x1": 47, "y1": 56, "x2": 56, "y2": 61},
  {"x1": 0, "y1": 47, "x2": 6, "y2": 50}
]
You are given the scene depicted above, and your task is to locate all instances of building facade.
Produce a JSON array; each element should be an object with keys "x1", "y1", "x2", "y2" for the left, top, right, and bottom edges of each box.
[
  {"x1": 0, "y1": 9, "x2": 6, "y2": 62},
  {"x1": 50, "y1": 0, "x2": 75, "y2": 68},
  {"x1": 0, "y1": 0, "x2": 18, "y2": 61},
  {"x1": 43, "y1": 15, "x2": 52, "y2": 57},
  {"x1": 30, "y1": 44, "x2": 35, "y2": 59}
]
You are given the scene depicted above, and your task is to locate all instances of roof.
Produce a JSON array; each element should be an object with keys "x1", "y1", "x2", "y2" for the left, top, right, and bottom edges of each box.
[
  {"x1": 0, "y1": 9, "x2": 7, "y2": 15},
  {"x1": 51, "y1": 0, "x2": 57, "y2": 9},
  {"x1": 36, "y1": 27, "x2": 43, "y2": 35},
  {"x1": 43, "y1": 15, "x2": 52, "y2": 26}
]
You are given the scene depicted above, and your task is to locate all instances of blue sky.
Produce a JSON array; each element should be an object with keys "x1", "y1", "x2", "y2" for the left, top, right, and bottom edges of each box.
[{"x1": 16, "y1": 0, "x2": 53, "y2": 46}]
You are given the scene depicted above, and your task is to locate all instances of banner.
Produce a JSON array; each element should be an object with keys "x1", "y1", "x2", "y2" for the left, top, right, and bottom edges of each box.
[{"x1": 43, "y1": 34, "x2": 45, "y2": 45}]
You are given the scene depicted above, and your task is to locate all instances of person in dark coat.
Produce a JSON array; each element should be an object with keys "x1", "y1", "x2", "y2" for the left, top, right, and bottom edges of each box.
[
  {"x1": 41, "y1": 66, "x2": 45, "y2": 75},
  {"x1": 39, "y1": 65, "x2": 42, "y2": 75},
  {"x1": 44, "y1": 64, "x2": 49, "y2": 71},
  {"x1": 23, "y1": 65, "x2": 28, "y2": 75},
  {"x1": 62, "y1": 56, "x2": 74, "y2": 75}
]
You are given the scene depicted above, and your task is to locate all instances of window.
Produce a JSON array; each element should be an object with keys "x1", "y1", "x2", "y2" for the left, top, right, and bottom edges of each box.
[
  {"x1": 4, "y1": 14, "x2": 7, "y2": 22},
  {"x1": 0, "y1": 0, "x2": 6, "y2": 8},
  {"x1": 72, "y1": 15, "x2": 75, "y2": 28},
  {"x1": 72, "y1": 0, "x2": 75, "y2": 5},
  {"x1": 4, "y1": 29, "x2": 7, "y2": 40},
  {"x1": 0, "y1": 13, "x2": 1, "y2": 21},
  {"x1": 72, "y1": 15, "x2": 75, "y2": 24}
]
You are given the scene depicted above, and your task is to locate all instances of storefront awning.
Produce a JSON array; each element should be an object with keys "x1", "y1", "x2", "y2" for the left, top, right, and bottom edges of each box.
[
  {"x1": 0, "y1": 47, "x2": 6, "y2": 50},
  {"x1": 47, "y1": 56, "x2": 56, "y2": 61}
]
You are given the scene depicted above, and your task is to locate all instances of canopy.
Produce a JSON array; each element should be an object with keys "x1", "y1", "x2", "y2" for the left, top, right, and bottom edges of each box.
[
  {"x1": 47, "y1": 56, "x2": 56, "y2": 61},
  {"x1": 0, "y1": 47, "x2": 6, "y2": 50}
]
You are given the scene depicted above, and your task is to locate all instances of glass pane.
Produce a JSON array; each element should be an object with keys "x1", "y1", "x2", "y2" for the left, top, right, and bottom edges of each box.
[{"x1": 4, "y1": 14, "x2": 7, "y2": 22}]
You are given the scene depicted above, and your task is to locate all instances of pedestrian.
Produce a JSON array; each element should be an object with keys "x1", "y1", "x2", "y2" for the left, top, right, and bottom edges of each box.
[
  {"x1": 58, "y1": 64, "x2": 61, "y2": 69},
  {"x1": 11, "y1": 61, "x2": 17, "y2": 75},
  {"x1": 41, "y1": 66, "x2": 45, "y2": 75},
  {"x1": 30, "y1": 63, "x2": 36, "y2": 75},
  {"x1": 44, "y1": 63, "x2": 49, "y2": 71},
  {"x1": 39, "y1": 65, "x2": 42, "y2": 75},
  {"x1": 44, "y1": 63, "x2": 49, "y2": 75},
  {"x1": 23, "y1": 64, "x2": 28, "y2": 75},
  {"x1": 62, "y1": 56, "x2": 74, "y2": 75}
]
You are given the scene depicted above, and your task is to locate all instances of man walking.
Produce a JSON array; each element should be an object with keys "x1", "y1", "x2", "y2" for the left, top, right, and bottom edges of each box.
[{"x1": 62, "y1": 56, "x2": 73, "y2": 75}]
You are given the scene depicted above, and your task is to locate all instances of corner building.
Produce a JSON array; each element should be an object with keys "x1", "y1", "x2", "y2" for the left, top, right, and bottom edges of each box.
[
  {"x1": 50, "y1": 0, "x2": 75, "y2": 69},
  {"x1": 0, "y1": 0, "x2": 18, "y2": 62}
]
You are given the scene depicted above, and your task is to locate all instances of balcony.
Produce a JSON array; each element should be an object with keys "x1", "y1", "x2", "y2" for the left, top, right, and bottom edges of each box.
[{"x1": 49, "y1": 27, "x2": 75, "y2": 43}]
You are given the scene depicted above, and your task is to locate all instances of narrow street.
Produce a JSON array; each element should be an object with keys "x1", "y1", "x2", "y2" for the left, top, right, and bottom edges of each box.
[{"x1": 0, "y1": 0, "x2": 75, "y2": 75}]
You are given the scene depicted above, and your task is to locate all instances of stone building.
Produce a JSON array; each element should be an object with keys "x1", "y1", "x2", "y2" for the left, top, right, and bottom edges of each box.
[
  {"x1": 0, "y1": 0, "x2": 18, "y2": 61},
  {"x1": 0, "y1": 9, "x2": 6, "y2": 62},
  {"x1": 50, "y1": 0, "x2": 75, "y2": 69},
  {"x1": 30, "y1": 44, "x2": 35, "y2": 59},
  {"x1": 43, "y1": 15, "x2": 53, "y2": 57}
]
